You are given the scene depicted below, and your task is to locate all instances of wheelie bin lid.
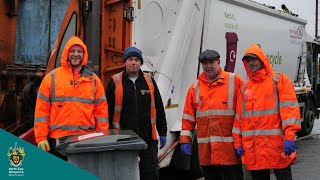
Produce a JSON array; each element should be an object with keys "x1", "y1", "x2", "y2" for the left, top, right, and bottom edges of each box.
[{"x1": 56, "y1": 130, "x2": 147, "y2": 154}]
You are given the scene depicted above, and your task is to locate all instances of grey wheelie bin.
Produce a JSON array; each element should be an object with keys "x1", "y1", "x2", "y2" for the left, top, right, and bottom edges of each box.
[{"x1": 56, "y1": 130, "x2": 147, "y2": 180}]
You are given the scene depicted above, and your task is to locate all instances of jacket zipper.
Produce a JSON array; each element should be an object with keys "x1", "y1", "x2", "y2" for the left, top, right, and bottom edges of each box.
[{"x1": 133, "y1": 82, "x2": 139, "y2": 133}]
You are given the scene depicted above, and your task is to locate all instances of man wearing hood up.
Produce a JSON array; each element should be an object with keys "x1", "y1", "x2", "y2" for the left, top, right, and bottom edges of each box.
[
  {"x1": 34, "y1": 36, "x2": 109, "y2": 159},
  {"x1": 232, "y1": 44, "x2": 301, "y2": 179}
]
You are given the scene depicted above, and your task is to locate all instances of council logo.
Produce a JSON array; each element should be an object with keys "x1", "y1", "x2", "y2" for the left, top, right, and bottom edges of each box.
[{"x1": 7, "y1": 143, "x2": 25, "y2": 167}]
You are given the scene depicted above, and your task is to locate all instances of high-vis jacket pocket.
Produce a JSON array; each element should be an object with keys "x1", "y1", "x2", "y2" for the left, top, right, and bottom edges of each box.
[
  {"x1": 220, "y1": 118, "x2": 233, "y2": 136},
  {"x1": 262, "y1": 137, "x2": 283, "y2": 165},
  {"x1": 242, "y1": 140, "x2": 255, "y2": 166},
  {"x1": 197, "y1": 118, "x2": 209, "y2": 138}
]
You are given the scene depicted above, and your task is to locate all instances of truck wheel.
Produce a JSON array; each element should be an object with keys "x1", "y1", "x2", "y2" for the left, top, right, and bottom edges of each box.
[{"x1": 297, "y1": 102, "x2": 315, "y2": 137}]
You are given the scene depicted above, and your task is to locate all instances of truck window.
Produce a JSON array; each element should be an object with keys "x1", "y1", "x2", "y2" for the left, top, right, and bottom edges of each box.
[{"x1": 14, "y1": 0, "x2": 68, "y2": 65}]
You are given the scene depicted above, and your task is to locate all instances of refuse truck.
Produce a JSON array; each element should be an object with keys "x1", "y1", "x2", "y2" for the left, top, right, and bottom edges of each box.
[{"x1": 1, "y1": 0, "x2": 320, "y2": 177}]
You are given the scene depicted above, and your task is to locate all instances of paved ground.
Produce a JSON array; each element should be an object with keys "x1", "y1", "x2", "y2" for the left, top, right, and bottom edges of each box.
[{"x1": 160, "y1": 119, "x2": 320, "y2": 180}]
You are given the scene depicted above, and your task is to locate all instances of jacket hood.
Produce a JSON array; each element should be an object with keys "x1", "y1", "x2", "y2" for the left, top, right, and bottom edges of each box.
[
  {"x1": 60, "y1": 36, "x2": 88, "y2": 68},
  {"x1": 243, "y1": 44, "x2": 272, "y2": 81}
]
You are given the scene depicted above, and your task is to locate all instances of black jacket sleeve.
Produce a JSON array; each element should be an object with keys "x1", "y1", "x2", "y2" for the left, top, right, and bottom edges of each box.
[
  {"x1": 105, "y1": 78, "x2": 116, "y2": 129},
  {"x1": 152, "y1": 78, "x2": 167, "y2": 136}
]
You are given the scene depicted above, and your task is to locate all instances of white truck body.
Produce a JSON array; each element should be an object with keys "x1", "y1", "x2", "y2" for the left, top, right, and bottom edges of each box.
[{"x1": 132, "y1": 0, "x2": 318, "y2": 168}]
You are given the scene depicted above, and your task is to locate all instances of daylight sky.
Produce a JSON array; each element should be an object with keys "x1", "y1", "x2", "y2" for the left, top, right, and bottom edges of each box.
[{"x1": 252, "y1": 0, "x2": 317, "y2": 37}]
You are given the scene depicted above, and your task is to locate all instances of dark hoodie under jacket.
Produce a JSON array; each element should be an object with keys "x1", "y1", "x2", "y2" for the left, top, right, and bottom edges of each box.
[{"x1": 106, "y1": 70, "x2": 167, "y2": 142}]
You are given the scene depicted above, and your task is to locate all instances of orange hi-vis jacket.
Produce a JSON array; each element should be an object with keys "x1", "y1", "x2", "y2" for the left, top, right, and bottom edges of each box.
[
  {"x1": 34, "y1": 36, "x2": 109, "y2": 143},
  {"x1": 180, "y1": 68, "x2": 243, "y2": 165},
  {"x1": 232, "y1": 44, "x2": 301, "y2": 170},
  {"x1": 112, "y1": 72, "x2": 158, "y2": 140}
]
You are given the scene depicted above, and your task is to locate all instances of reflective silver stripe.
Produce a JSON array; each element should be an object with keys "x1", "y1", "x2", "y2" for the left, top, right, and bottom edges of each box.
[
  {"x1": 235, "y1": 113, "x2": 239, "y2": 119},
  {"x1": 280, "y1": 101, "x2": 299, "y2": 107},
  {"x1": 196, "y1": 109, "x2": 235, "y2": 117},
  {"x1": 113, "y1": 73, "x2": 123, "y2": 129},
  {"x1": 52, "y1": 96, "x2": 94, "y2": 104},
  {"x1": 115, "y1": 105, "x2": 122, "y2": 111},
  {"x1": 51, "y1": 70, "x2": 55, "y2": 99},
  {"x1": 273, "y1": 73, "x2": 280, "y2": 110},
  {"x1": 194, "y1": 81, "x2": 201, "y2": 106},
  {"x1": 144, "y1": 73, "x2": 152, "y2": 84},
  {"x1": 273, "y1": 73, "x2": 280, "y2": 82},
  {"x1": 242, "y1": 109, "x2": 278, "y2": 118},
  {"x1": 183, "y1": 113, "x2": 195, "y2": 122},
  {"x1": 144, "y1": 73, "x2": 157, "y2": 128},
  {"x1": 232, "y1": 127, "x2": 241, "y2": 135},
  {"x1": 198, "y1": 136, "x2": 234, "y2": 143},
  {"x1": 93, "y1": 79, "x2": 97, "y2": 100},
  {"x1": 113, "y1": 122, "x2": 120, "y2": 129},
  {"x1": 34, "y1": 116, "x2": 49, "y2": 122},
  {"x1": 94, "y1": 96, "x2": 106, "y2": 104},
  {"x1": 50, "y1": 69, "x2": 97, "y2": 105},
  {"x1": 114, "y1": 73, "x2": 120, "y2": 85},
  {"x1": 181, "y1": 130, "x2": 193, "y2": 137},
  {"x1": 151, "y1": 101, "x2": 155, "y2": 107},
  {"x1": 241, "y1": 74, "x2": 281, "y2": 118},
  {"x1": 96, "y1": 117, "x2": 109, "y2": 123},
  {"x1": 228, "y1": 73, "x2": 235, "y2": 110},
  {"x1": 113, "y1": 73, "x2": 121, "y2": 96},
  {"x1": 242, "y1": 129, "x2": 283, "y2": 136},
  {"x1": 38, "y1": 93, "x2": 50, "y2": 102},
  {"x1": 241, "y1": 82, "x2": 247, "y2": 115},
  {"x1": 282, "y1": 118, "x2": 301, "y2": 127},
  {"x1": 50, "y1": 125, "x2": 95, "y2": 130}
]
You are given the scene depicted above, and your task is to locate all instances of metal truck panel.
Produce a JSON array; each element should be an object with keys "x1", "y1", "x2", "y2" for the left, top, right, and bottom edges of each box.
[
  {"x1": 202, "y1": 0, "x2": 307, "y2": 82},
  {"x1": 0, "y1": 0, "x2": 17, "y2": 66},
  {"x1": 134, "y1": 0, "x2": 205, "y2": 131},
  {"x1": 14, "y1": 0, "x2": 68, "y2": 65},
  {"x1": 133, "y1": 0, "x2": 206, "y2": 168}
]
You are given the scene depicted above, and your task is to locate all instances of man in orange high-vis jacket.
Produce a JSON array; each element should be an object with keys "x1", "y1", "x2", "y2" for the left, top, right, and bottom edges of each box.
[
  {"x1": 34, "y1": 36, "x2": 109, "y2": 159},
  {"x1": 232, "y1": 44, "x2": 301, "y2": 180},
  {"x1": 105, "y1": 46, "x2": 167, "y2": 180},
  {"x1": 180, "y1": 49, "x2": 244, "y2": 180}
]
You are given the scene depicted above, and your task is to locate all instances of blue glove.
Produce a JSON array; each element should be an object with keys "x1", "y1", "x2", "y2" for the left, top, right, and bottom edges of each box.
[
  {"x1": 284, "y1": 140, "x2": 295, "y2": 156},
  {"x1": 181, "y1": 143, "x2": 191, "y2": 155},
  {"x1": 236, "y1": 146, "x2": 244, "y2": 157},
  {"x1": 160, "y1": 136, "x2": 167, "y2": 149}
]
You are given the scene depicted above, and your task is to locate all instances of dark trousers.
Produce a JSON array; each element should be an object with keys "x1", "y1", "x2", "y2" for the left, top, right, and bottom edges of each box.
[
  {"x1": 48, "y1": 138, "x2": 68, "y2": 161},
  {"x1": 202, "y1": 164, "x2": 243, "y2": 180},
  {"x1": 139, "y1": 140, "x2": 159, "y2": 180},
  {"x1": 251, "y1": 166, "x2": 292, "y2": 180}
]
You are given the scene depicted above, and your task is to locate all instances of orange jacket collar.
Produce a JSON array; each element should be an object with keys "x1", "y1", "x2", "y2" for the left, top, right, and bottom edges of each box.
[{"x1": 198, "y1": 68, "x2": 227, "y2": 85}]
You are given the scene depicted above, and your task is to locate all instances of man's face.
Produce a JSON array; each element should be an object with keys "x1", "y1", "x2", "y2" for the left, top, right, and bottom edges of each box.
[
  {"x1": 245, "y1": 57, "x2": 264, "y2": 72},
  {"x1": 201, "y1": 59, "x2": 220, "y2": 78},
  {"x1": 68, "y1": 45, "x2": 84, "y2": 68},
  {"x1": 124, "y1": 56, "x2": 141, "y2": 74}
]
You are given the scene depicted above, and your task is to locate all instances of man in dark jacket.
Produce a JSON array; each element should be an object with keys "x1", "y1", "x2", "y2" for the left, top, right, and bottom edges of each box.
[{"x1": 105, "y1": 46, "x2": 167, "y2": 180}]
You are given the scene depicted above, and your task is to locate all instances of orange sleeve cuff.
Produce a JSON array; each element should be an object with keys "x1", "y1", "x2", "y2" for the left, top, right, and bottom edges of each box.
[
  {"x1": 180, "y1": 135, "x2": 191, "y2": 144},
  {"x1": 36, "y1": 136, "x2": 47, "y2": 144},
  {"x1": 96, "y1": 122, "x2": 109, "y2": 130}
]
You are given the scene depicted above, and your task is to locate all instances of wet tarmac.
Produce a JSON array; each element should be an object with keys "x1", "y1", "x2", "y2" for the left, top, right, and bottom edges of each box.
[{"x1": 160, "y1": 120, "x2": 320, "y2": 180}]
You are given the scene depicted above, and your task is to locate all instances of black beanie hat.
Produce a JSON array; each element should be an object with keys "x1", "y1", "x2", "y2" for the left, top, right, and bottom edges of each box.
[{"x1": 122, "y1": 46, "x2": 143, "y2": 64}]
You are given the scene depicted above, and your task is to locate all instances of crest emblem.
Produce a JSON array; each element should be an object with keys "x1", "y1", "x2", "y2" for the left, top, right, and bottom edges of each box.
[
  {"x1": 140, "y1": 89, "x2": 150, "y2": 95},
  {"x1": 7, "y1": 143, "x2": 25, "y2": 167}
]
